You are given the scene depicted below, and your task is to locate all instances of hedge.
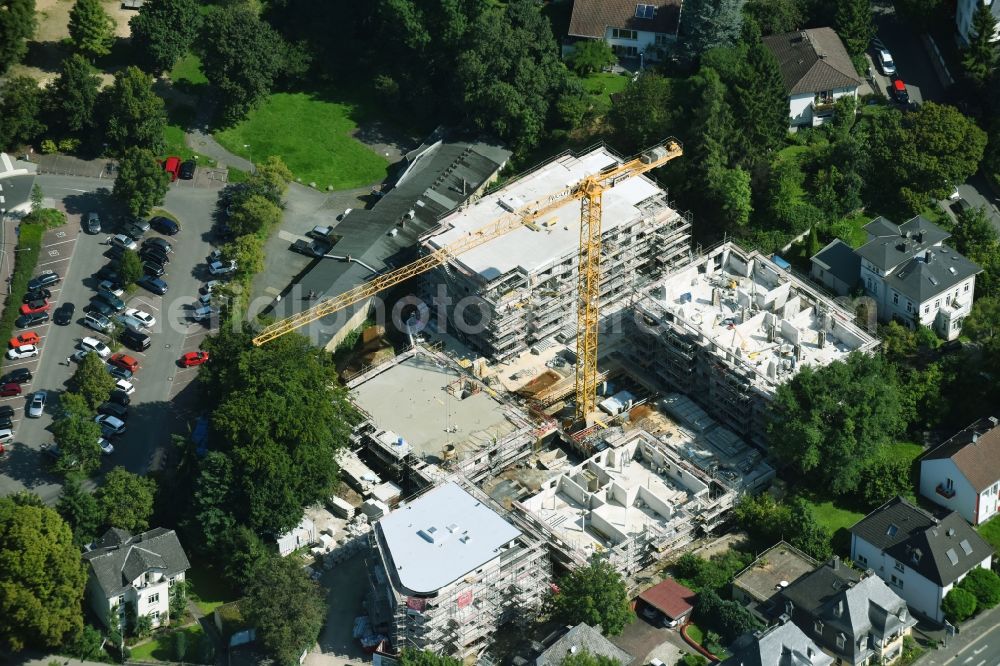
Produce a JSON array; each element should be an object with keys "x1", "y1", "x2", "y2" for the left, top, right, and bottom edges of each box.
[{"x1": 0, "y1": 222, "x2": 46, "y2": 361}]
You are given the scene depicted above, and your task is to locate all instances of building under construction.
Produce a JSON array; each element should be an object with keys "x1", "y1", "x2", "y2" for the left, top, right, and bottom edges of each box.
[
  {"x1": 625, "y1": 242, "x2": 879, "y2": 447},
  {"x1": 420, "y1": 144, "x2": 691, "y2": 363},
  {"x1": 366, "y1": 481, "x2": 551, "y2": 660}
]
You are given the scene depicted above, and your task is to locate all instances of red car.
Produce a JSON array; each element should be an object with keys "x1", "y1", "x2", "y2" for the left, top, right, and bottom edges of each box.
[
  {"x1": 19, "y1": 300, "x2": 49, "y2": 315},
  {"x1": 109, "y1": 353, "x2": 140, "y2": 373},
  {"x1": 0, "y1": 383, "x2": 21, "y2": 397},
  {"x1": 178, "y1": 351, "x2": 210, "y2": 367},
  {"x1": 9, "y1": 332, "x2": 40, "y2": 348},
  {"x1": 163, "y1": 156, "x2": 181, "y2": 182}
]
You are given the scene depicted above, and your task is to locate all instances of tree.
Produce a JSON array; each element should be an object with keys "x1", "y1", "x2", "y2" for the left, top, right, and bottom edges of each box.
[
  {"x1": 674, "y1": 551, "x2": 752, "y2": 594},
  {"x1": 68, "y1": 0, "x2": 116, "y2": 60},
  {"x1": 834, "y1": 0, "x2": 874, "y2": 58},
  {"x1": 221, "y1": 234, "x2": 265, "y2": 280},
  {"x1": 45, "y1": 54, "x2": 101, "y2": 135},
  {"x1": 0, "y1": 0, "x2": 35, "y2": 76},
  {"x1": 894, "y1": 0, "x2": 943, "y2": 29},
  {"x1": 561, "y1": 649, "x2": 622, "y2": 666},
  {"x1": 709, "y1": 166, "x2": 752, "y2": 226},
  {"x1": 218, "y1": 525, "x2": 270, "y2": 592},
  {"x1": 858, "y1": 456, "x2": 912, "y2": 509},
  {"x1": 52, "y1": 391, "x2": 103, "y2": 475},
  {"x1": 103, "y1": 66, "x2": 167, "y2": 154},
  {"x1": 243, "y1": 556, "x2": 326, "y2": 666},
  {"x1": 681, "y1": 0, "x2": 745, "y2": 58},
  {"x1": 0, "y1": 76, "x2": 46, "y2": 150},
  {"x1": 609, "y1": 74, "x2": 674, "y2": 152},
  {"x1": 680, "y1": 655, "x2": 709, "y2": 666},
  {"x1": 399, "y1": 649, "x2": 462, "y2": 666},
  {"x1": 785, "y1": 498, "x2": 833, "y2": 560},
  {"x1": 768, "y1": 353, "x2": 907, "y2": 495},
  {"x1": 228, "y1": 194, "x2": 282, "y2": 237},
  {"x1": 959, "y1": 567, "x2": 1000, "y2": 609},
  {"x1": 57, "y1": 474, "x2": 102, "y2": 547},
  {"x1": 70, "y1": 353, "x2": 116, "y2": 410},
  {"x1": 113, "y1": 147, "x2": 170, "y2": 217},
  {"x1": 129, "y1": 0, "x2": 202, "y2": 73},
  {"x1": 253, "y1": 155, "x2": 293, "y2": 198},
  {"x1": 952, "y1": 205, "x2": 1000, "y2": 297},
  {"x1": 30, "y1": 184, "x2": 43, "y2": 212},
  {"x1": 189, "y1": 452, "x2": 237, "y2": 551},
  {"x1": 0, "y1": 497, "x2": 87, "y2": 651},
  {"x1": 119, "y1": 249, "x2": 144, "y2": 287},
  {"x1": 169, "y1": 580, "x2": 188, "y2": 621},
  {"x1": 95, "y1": 467, "x2": 157, "y2": 532},
  {"x1": 963, "y1": 1, "x2": 999, "y2": 89},
  {"x1": 963, "y1": 296, "x2": 1000, "y2": 342},
  {"x1": 568, "y1": 40, "x2": 615, "y2": 76},
  {"x1": 200, "y1": 5, "x2": 285, "y2": 125},
  {"x1": 942, "y1": 587, "x2": 977, "y2": 623},
  {"x1": 67, "y1": 624, "x2": 104, "y2": 661},
  {"x1": 695, "y1": 589, "x2": 762, "y2": 643},
  {"x1": 744, "y1": 0, "x2": 802, "y2": 34},
  {"x1": 547, "y1": 559, "x2": 632, "y2": 636},
  {"x1": 731, "y1": 19, "x2": 788, "y2": 160}
]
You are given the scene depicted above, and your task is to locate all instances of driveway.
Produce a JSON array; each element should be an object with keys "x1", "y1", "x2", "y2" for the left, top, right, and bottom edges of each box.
[
  {"x1": 306, "y1": 554, "x2": 368, "y2": 666},
  {"x1": 873, "y1": 5, "x2": 946, "y2": 105},
  {"x1": 952, "y1": 174, "x2": 1000, "y2": 233},
  {"x1": 610, "y1": 615, "x2": 691, "y2": 665},
  {"x1": 0, "y1": 173, "x2": 222, "y2": 502}
]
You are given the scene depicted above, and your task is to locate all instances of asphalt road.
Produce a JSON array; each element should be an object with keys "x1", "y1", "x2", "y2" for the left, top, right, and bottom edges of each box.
[
  {"x1": 873, "y1": 6, "x2": 945, "y2": 106},
  {"x1": 919, "y1": 606, "x2": 1000, "y2": 665},
  {"x1": 0, "y1": 174, "x2": 222, "y2": 503}
]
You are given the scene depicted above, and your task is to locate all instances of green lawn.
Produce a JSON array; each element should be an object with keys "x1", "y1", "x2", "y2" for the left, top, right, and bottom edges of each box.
[
  {"x1": 185, "y1": 566, "x2": 237, "y2": 615},
  {"x1": 170, "y1": 53, "x2": 208, "y2": 86},
  {"x1": 577, "y1": 72, "x2": 631, "y2": 114},
  {"x1": 161, "y1": 103, "x2": 216, "y2": 166},
  {"x1": 805, "y1": 498, "x2": 865, "y2": 535},
  {"x1": 979, "y1": 516, "x2": 1000, "y2": 553},
  {"x1": 214, "y1": 91, "x2": 391, "y2": 190},
  {"x1": 686, "y1": 622, "x2": 704, "y2": 644},
  {"x1": 130, "y1": 625, "x2": 207, "y2": 662},
  {"x1": 827, "y1": 211, "x2": 871, "y2": 248}
]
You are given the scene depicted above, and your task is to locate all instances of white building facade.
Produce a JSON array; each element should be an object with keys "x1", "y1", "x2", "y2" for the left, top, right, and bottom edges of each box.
[
  {"x1": 956, "y1": 0, "x2": 1000, "y2": 45},
  {"x1": 567, "y1": 0, "x2": 682, "y2": 61},
  {"x1": 919, "y1": 417, "x2": 1000, "y2": 525}
]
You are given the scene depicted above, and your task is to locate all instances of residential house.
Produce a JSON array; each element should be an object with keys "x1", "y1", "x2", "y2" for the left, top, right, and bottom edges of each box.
[
  {"x1": 636, "y1": 577, "x2": 696, "y2": 628},
  {"x1": 810, "y1": 216, "x2": 980, "y2": 340},
  {"x1": 534, "y1": 623, "x2": 634, "y2": 666},
  {"x1": 956, "y1": 0, "x2": 1000, "y2": 46},
  {"x1": 920, "y1": 416, "x2": 1000, "y2": 525},
  {"x1": 83, "y1": 527, "x2": 190, "y2": 631},
  {"x1": 779, "y1": 557, "x2": 915, "y2": 664},
  {"x1": 721, "y1": 620, "x2": 833, "y2": 666},
  {"x1": 762, "y1": 28, "x2": 862, "y2": 128},
  {"x1": 849, "y1": 497, "x2": 994, "y2": 624},
  {"x1": 731, "y1": 541, "x2": 819, "y2": 622},
  {"x1": 567, "y1": 0, "x2": 682, "y2": 60}
]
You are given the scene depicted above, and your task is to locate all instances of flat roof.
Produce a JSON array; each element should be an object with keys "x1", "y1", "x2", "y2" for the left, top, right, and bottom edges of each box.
[
  {"x1": 733, "y1": 542, "x2": 818, "y2": 602},
  {"x1": 377, "y1": 482, "x2": 522, "y2": 594},
  {"x1": 425, "y1": 147, "x2": 671, "y2": 278},
  {"x1": 350, "y1": 352, "x2": 519, "y2": 462}
]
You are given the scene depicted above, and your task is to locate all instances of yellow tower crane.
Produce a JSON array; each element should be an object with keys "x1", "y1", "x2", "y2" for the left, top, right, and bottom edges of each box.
[{"x1": 252, "y1": 139, "x2": 684, "y2": 423}]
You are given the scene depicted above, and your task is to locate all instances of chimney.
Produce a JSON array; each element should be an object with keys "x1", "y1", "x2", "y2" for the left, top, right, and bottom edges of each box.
[
  {"x1": 831, "y1": 556, "x2": 840, "y2": 570},
  {"x1": 989, "y1": 416, "x2": 999, "y2": 427},
  {"x1": 834, "y1": 600, "x2": 844, "y2": 618},
  {"x1": 973, "y1": 433, "x2": 980, "y2": 444},
  {"x1": 925, "y1": 250, "x2": 933, "y2": 263}
]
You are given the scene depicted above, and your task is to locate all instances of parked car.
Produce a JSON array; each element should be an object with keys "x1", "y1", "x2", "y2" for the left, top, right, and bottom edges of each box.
[
  {"x1": 9, "y1": 332, "x2": 40, "y2": 348},
  {"x1": 98, "y1": 437, "x2": 114, "y2": 455},
  {"x1": 23, "y1": 288, "x2": 51, "y2": 303},
  {"x1": 27, "y1": 390, "x2": 47, "y2": 418},
  {"x1": 200, "y1": 280, "x2": 220, "y2": 295},
  {"x1": 208, "y1": 260, "x2": 237, "y2": 276},
  {"x1": 15, "y1": 312, "x2": 49, "y2": 328},
  {"x1": 95, "y1": 291, "x2": 126, "y2": 313},
  {"x1": 179, "y1": 160, "x2": 196, "y2": 180},
  {"x1": 124, "y1": 308, "x2": 155, "y2": 328},
  {"x1": 7, "y1": 345, "x2": 39, "y2": 360},
  {"x1": 95, "y1": 265, "x2": 121, "y2": 282},
  {"x1": 84, "y1": 312, "x2": 113, "y2": 333},
  {"x1": 87, "y1": 299, "x2": 115, "y2": 318},
  {"x1": 115, "y1": 314, "x2": 146, "y2": 333},
  {"x1": 53, "y1": 302, "x2": 75, "y2": 326},
  {"x1": 877, "y1": 48, "x2": 896, "y2": 76},
  {"x1": 137, "y1": 275, "x2": 168, "y2": 295},
  {"x1": 98, "y1": 401, "x2": 128, "y2": 420},
  {"x1": 191, "y1": 305, "x2": 216, "y2": 322},
  {"x1": 84, "y1": 212, "x2": 102, "y2": 234},
  {"x1": 106, "y1": 365, "x2": 133, "y2": 381},
  {"x1": 0, "y1": 405, "x2": 15, "y2": 419},
  {"x1": 121, "y1": 222, "x2": 146, "y2": 241},
  {"x1": 98, "y1": 280, "x2": 125, "y2": 297},
  {"x1": 109, "y1": 390, "x2": 131, "y2": 407},
  {"x1": 121, "y1": 328, "x2": 151, "y2": 352},
  {"x1": 109, "y1": 353, "x2": 140, "y2": 373},
  {"x1": 80, "y1": 337, "x2": 111, "y2": 359},
  {"x1": 128, "y1": 217, "x2": 151, "y2": 234},
  {"x1": 0, "y1": 383, "x2": 21, "y2": 397},
  {"x1": 140, "y1": 246, "x2": 170, "y2": 265},
  {"x1": 892, "y1": 78, "x2": 909, "y2": 103},
  {"x1": 114, "y1": 379, "x2": 135, "y2": 395},
  {"x1": 142, "y1": 237, "x2": 172, "y2": 254},
  {"x1": 27, "y1": 271, "x2": 60, "y2": 291},
  {"x1": 142, "y1": 260, "x2": 166, "y2": 277},
  {"x1": 163, "y1": 156, "x2": 181, "y2": 181},
  {"x1": 150, "y1": 216, "x2": 179, "y2": 235},
  {"x1": 178, "y1": 351, "x2": 210, "y2": 367},
  {"x1": 109, "y1": 234, "x2": 138, "y2": 251},
  {"x1": 0, "y1": 368, "x2": 32, "y2": 384},
  {"x1": 20, "y1": 300, "x2": 49, "y2": 315},
  {"x1": 95, "y1": 414, "x2": 127, "y2": 436},
  {"x1": 106, "y1": 244, "x2": 126, "y2": 260}
]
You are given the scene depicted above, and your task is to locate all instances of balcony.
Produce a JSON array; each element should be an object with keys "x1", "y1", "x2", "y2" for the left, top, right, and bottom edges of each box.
[{"x1": 936, "y1": 484, "x2": 956, "y2": 499}]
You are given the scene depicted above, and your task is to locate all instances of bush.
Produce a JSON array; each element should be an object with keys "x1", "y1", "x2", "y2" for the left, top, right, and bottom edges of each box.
[
  {"x1": 959, "y1": 567, "x2": 1000, "y2": 609},
  {"x1": 58, "y1": 138, "x2": 81, "y2": 152},
  {"x1": 0, "y1": 223, "x2": 44, "y2": 363},
  {"x1": 40, "y1": 139, "x2": 58, "y2": 154},
  {"x1": 679, "y1": 655, "x2": 708, "y2": 666},
  {"x1": 942, "y1": 587, "x2": 977, "y2": 623}
]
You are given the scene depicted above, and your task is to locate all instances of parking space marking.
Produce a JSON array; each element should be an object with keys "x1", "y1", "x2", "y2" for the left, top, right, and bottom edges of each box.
[
  {"x1": 37, "y1": 257, "x2": 72, "y2": 267},
  {"x1": 43, "y1": 238, "x2": 77, "y2": 249}
]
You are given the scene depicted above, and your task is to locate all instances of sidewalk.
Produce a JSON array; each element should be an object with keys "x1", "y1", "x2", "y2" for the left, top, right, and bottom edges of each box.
[{"x1": 915, "y1": 605, "x2": 1000, "y2": 664}]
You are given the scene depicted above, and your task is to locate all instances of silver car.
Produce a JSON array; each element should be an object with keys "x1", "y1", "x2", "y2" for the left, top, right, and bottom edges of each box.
[{"x1": 27, "y1": 390, "x2": 47, "y2": 418}]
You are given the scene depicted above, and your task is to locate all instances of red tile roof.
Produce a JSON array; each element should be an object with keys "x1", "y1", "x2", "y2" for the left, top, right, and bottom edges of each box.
[{"x1": 638, "y1": 577, "x2": 695, "y2": 619}]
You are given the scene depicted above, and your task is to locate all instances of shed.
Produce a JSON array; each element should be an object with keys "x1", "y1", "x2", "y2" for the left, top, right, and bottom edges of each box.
[{"x1": 637, "y1": 578, "x2": 696, "y2": 623}]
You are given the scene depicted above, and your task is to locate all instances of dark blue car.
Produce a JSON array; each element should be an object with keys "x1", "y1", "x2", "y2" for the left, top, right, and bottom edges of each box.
[
  {"x1": 149, "y1": 216, "x2": 179, "y2": 235},
  {"x1": 137, "y1": 276, "x2": 168, "y2": 295}
]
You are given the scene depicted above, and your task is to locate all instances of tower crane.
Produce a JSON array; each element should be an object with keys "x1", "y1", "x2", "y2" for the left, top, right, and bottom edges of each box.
[{"x1": 252, "y1": 139, "x2": 684, "y2": 424}]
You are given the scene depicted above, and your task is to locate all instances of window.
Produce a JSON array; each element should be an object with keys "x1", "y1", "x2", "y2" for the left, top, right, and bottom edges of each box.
[
  {"x1": 857, "y1": 554, "x2": 868, "y2": 566},
  {"x1": 654, "y1": 33, "x2": 671, "y2": 46},
  {"x1": 611, "y1": 28, "x2": 638, "y2": 40},
  {"x1": 893, "y1": 293, "x2": 899, "y2": 305},
  {"x1": 890, "y1": 575, "x2": 904, "y2": 589},
  {"x1": 965, "y1": 283, "x2": 970, "y2": 292},
  {"x1": 151, "y1": 610, "x2": 160, "y2": 621},
  {"x1": 895, "y1": 560, "x2": 905, "y2": 573},
  {"x1": 906, "y1": 300, "x2": 913, "y2": 313},
  {"x1": 148, "y1": 593, "x2": 160, "y2": 604},
  {"x1": 814, "y1": 620, "x2": 824, "y2": 635},
  {"x1": 836, "y1": 633, "x2": 846, "y2": 650},
  {"x1": 935, "y1": 299, "x2": 941, "y2": 309},
  {"x1": 947, "y1": 478, "x2": 954, "y2": 490},
  {"x1": 924, "y1": 305, "x2": 930, "y2": 314},
  {"x1": 612, "y1": 44, "x2": 639, "y2": 56},
  {"x1": 117, "y1": 595, "x2": 125, "y2": 607},
  {"x1": 168, "y1": 577, "x2": 176, "y2": 587},
  {"x1": 635, "y1": 4, "x2": 656, "y2": 18}
]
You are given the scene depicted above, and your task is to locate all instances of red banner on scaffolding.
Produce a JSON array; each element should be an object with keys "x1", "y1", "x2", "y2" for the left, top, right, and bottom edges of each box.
[
  {"x1": 406, "y1": 597, "x2": 426, "y2": 612},
  {"x1": 456, "y1": 589, "x2": 473, "y2": 609}
]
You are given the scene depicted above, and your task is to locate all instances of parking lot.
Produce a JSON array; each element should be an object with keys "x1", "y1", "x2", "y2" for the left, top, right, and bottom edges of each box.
[{"x1": 0, "y1": 173, "x2": 224, "y2": 502}]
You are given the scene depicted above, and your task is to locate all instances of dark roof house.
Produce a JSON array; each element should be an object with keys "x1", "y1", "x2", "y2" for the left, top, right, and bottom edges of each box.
[
  {"x1": 810, "y1": 239, "x2": 861, "y2": 296},
  {"x1": 722, "y1": 620, "x2": 833, "y2": 666},
  {"x1": 762, "y1": 28, "x2": 862, "y2": 96},
  {"x1": 534, "y1": 623, "x2": 634, "y2": 666},
  {"x1": 83, "y1": 527, "x2": 190, "y2": 598},
  {"x1": 568, "y1": 0, "x2": 682, "y2": 39}
]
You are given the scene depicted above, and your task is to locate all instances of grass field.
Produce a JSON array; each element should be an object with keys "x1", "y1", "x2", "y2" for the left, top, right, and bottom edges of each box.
[
  {"x1": 162, "y1": 104, "x2": 216, "y2": 166},
  {"x1": 214, "y1": 92, "x2": 390, "y2": 190},
  {"x1": 979, "y1": 517, "x2": 1000, "y2": 553},
  {"x1": 185, "y1": 566, "x2": 237, "y2": 615},
  {"x1": 577, "y1": 72, "x2": 631, "y2": 115},
  {"x1": 130, "y1": 625, "x2": 209, "y2": 662},
  {"x1": 170, "y1": 53, "x2": 208, "y2": 86}
]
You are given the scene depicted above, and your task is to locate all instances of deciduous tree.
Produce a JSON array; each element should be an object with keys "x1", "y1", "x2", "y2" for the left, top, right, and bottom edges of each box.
[
  {"x1": 120, "y1": 248, "x2": 144, "y2": 287},
  {"x1": 744, "y1": 0, "x2": 802, "y2": 34},
  {"x1": 0, "y1": 76, "x2": 46, "y2": 150},
  {"x1": 0, "y1": 497, "x2": 87, "y2": 651},
  {"x1": 189, "y1": 451, "x2": 236, "y2": 551},
  {"x1": 70, "y1": 353, "x2": 116, "y2": 409},
  {"x1": 568, "y1": 40, "x2": 615, "y2": 75},
  {"x1": 399, "y1": 649, "x2": 462, "y2": 666},
  {"x1": 959, "y1": 567, "x2": 1000, "y2": 609},
  {"x1": 244, "y1": 556, "x2": 326, "y2": 666},
  {"x1": 547, "y1": 559, "x2": 633, "y2": 636},
  {"x1": 57, "y1": 474, "x2": 102, "y2": 547},
  {"x1": 218, "y1": 524, "x2": 270, "y2": 592},
  {"x1": 68, "y1": 0, "x2": 116, "y2": 60},
  {"x1": 103, "y1": 66, "x2": 166, "y2": 154},
  {"x1": 129, "y1": 0, "x2": 202, "y2": 73},
  {"x1": 963, "y1": 296, "x2": 1000, "y2": 342},
  {"x1": 228, "y1": 194, "x2": 282, "y2": 237},
  {"x1": 562, "y1": 649, "x2": 621, "y2": 666},
  {"x1": 942, "y1": 587, "x2": 977, "y2": 623},
  {"x1": 0, "y1": 0, "x2": 36, "y2": 75},
  {"x1": 95, "y1": 467, "x2": 157, "y2": 532},
  {"x1": 52, "y1": 391, "x2": 103, "y2": 475},
  {"x1": 609, "y1": 74, "x2": 674, "y2": 152},
  {"x1": 45, "y1": 54, "x2": 101, "y2": 135},
  {"x1": 113, "y1": 147, "x2": 170, "y2": 217}
]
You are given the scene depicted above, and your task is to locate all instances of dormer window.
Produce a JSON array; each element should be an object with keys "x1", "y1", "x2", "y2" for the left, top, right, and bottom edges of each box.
[
  {"x1": 814, "y1": 620, "x2": 824, "y2": 635},
  {"x1": 836, "y1": 633, "x2": 846, "y2": 650},
  {"x1": 635, "y1": 4, "x2": 656, "y2": 18}
]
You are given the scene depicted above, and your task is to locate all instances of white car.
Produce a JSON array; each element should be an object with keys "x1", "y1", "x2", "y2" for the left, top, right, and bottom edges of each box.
[
  {"x1": 877, "y1": 49, "x2": 895, "y2": 76},
  {"x1": 98, "y1": 280, "x2": 124, "y2": 297},
  {"x1": 0, "y1": 429, "x2": 13, "y2": 443},
  {"x1": 98, "y1": 437, "x2": 114, "y2": 455},
  {"x1": 27, "y1": 390, "x2": 47, "y2": 418},
  {"x1": 114, "y1": 379, "x2": 135, "y2": 395},
  {"x1": 124, "y1": 308, "x2": 155, "y2": 328},
  {"x1": 7, "y1": 345, "x2": 39, "y2": 360},
  {"x1": 208, "y1": 260, "x2": 237, "y2": 276},
  {"x1": 80, "y1": 337, "x2": 111, "y2": 359},
  {"x1": 109, "y1": 234, "x2": 138, "y2": 251},
  {"x1": 94, "y1": 414, "x2": 127, "y2": 436}
]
